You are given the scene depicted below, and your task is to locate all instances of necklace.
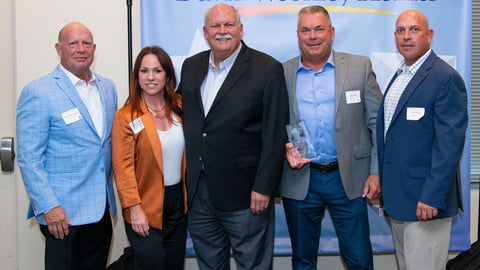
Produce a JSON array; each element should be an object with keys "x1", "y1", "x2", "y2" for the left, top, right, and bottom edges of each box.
[{"x1": 147, "y1": 106, "x2": 165, "y2": 119}]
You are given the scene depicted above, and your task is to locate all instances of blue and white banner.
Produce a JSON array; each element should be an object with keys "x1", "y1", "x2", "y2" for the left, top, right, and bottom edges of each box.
[{"x1": 141, "y1": 0, "x2": 471, "y2": 255}]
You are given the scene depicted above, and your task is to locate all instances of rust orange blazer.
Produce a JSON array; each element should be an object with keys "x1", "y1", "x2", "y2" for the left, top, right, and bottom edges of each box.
[{"x1": 112, "y1": 95, "x2": 186, "y2": 230}]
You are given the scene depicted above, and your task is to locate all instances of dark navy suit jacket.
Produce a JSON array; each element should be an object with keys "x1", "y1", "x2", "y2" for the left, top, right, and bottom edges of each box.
[{"x1": 377, "y1": 51, "x2": 468, "y2": 221}]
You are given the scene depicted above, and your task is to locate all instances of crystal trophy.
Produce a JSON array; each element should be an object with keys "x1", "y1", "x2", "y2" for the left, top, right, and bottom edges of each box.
[{"x1": 286, "y1": 120, "x2": 316, "y2": 159}]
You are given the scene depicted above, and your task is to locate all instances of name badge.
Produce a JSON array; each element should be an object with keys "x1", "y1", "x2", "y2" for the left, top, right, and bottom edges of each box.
[
  {"x1": 129, "y1": 117, "x2": 145, "y2": 134},
  {"x1": 406, "y1": 107, "x2": 425, "y2": 121},
  {"x1": 61, "y1": 108, "x2": 83, "y2": 125},
  {"x1": 345, "y1": 90, "x2": 361, "y2": 104}
]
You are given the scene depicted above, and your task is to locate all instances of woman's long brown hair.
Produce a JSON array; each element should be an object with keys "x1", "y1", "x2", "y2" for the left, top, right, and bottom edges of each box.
[{"x1": 125, "y1": 46, "x2": 181, "y2": 122}]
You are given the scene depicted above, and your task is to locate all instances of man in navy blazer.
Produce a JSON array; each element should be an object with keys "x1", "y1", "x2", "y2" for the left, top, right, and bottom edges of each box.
[
  {"x1": 17, "y1": 22, "x2": 117, "y2": 270},
  {"x1": 178, "y1": 4, "x2": 289, "y2": 270},
  {"x1": 377, "y1": 10, "x2": 468, "y2": 270}
]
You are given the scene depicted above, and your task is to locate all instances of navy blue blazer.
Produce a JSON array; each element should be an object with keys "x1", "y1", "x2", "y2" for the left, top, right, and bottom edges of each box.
[{"x1": 377, "y1": 51, "x2": 468, "y2": 221}]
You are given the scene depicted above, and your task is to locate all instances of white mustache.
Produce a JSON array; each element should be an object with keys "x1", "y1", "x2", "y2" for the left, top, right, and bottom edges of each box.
[{"x1": 214, "y1": 34, "x2": 232, "y2": 40}]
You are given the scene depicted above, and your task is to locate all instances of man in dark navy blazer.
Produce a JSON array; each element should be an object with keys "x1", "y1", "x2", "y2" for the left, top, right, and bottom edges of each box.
[
  {"x1": 177, "y1": 3, "x2": 289, "y2": 270},
  {"x1": 377, "y1": 10, "x2": 468, "y2": 270}
]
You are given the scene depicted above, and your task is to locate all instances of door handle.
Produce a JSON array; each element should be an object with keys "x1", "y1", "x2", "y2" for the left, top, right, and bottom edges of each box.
[{"x1": 1, "y1": 137, "x2": 15, "y2": 172}]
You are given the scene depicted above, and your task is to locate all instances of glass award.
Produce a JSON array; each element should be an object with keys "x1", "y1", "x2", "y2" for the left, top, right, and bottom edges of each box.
[{"x1": 286, "y1": 120, "x2": 317, "y2": 159}]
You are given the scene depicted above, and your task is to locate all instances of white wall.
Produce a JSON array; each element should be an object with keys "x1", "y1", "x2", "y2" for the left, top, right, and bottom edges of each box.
[{"x1": 3, "y1": 0, "x2": 477, "y2": 269}]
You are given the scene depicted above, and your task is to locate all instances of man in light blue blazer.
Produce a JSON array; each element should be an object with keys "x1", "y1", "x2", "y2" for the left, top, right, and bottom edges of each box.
[
  {"x1": 377, "y1": 10, "x2": 467, "y2": 270},
  {"x1": 16, "y1": 22, "x2": 117, "y2": 270},
  {"x1": 282, "y1": 6, "x2": 382, "y2": 270}
]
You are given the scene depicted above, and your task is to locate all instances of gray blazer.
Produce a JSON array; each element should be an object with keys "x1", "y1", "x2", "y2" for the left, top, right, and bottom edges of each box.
[{"x1": 281, "y1": 51, "x2": 382, "y2": 200}]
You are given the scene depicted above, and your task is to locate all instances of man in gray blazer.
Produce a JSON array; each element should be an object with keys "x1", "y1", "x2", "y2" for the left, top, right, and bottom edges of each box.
[{"x1": 281, "y1": 6, "x2": 382, "y2": 269}]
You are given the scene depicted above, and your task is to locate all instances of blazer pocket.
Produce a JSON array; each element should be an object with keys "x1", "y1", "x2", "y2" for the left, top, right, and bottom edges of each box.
[
  {"x1": 237, "y1": 155, "x2": 260, "y2": 168},
  {"x1": 353, "y1": 145, "x2": 371, "y2": 159}
]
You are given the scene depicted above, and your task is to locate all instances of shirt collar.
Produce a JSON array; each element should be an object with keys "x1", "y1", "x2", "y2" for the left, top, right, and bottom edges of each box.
[
  {"x1": 59, "y1": 64, "x2": 96, "y2": 86},
  {"x1": 208, "y1": 42, "x2": 243, "y2": 71},
  {"x1": 297, "y1": 50, "x2": 335, "y2": 72},
  {"x1": 398, "y1": 48, "x2": 432, "y2": 75}
]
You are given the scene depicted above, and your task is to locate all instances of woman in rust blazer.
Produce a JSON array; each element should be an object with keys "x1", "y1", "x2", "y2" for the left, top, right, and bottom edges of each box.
[{"x1": 112, "y1": 46, "x2": 186, "y2": 270}]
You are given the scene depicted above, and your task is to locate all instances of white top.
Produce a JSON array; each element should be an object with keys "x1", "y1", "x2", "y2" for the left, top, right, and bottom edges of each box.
[{"x1": 157, "y1": 114, "x2": 184, "y2": 186}]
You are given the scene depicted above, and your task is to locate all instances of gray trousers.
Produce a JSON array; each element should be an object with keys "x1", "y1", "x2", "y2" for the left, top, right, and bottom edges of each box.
[
  {"x1": 188, "y1": 174, "x2": 275, "y2": 270},
  {"x1": 391, "y1": 217, "x2": 452, "y2": 270}
]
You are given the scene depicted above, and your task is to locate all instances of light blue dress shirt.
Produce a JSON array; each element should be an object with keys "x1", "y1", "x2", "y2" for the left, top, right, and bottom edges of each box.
[{"x1": 296, "y1": 53, "x2": 337, "y2": 163}]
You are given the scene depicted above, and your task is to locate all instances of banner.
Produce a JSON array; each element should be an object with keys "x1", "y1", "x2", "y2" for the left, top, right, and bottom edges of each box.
[{"x1": 141, "y1": 0, "x2": 472, "y2": 255}]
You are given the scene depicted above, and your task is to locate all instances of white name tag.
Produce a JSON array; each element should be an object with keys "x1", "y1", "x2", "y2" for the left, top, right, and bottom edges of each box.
[
  {"x1": 61, "y1": 108, "x2": 83, "y2": 125},
  {"x1": 129, "y1": 117, "x2": 145, "y2": 134},
  {"x1": 345, "y1": 90, "x2": 361, "y2": 104},
  {"x1": 406, "y1": 107, "x2": 425, "y2": 121}
]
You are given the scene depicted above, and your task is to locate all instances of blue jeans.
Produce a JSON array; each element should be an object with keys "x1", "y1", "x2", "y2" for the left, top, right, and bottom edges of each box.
[{"x1": 282, "y1": 169, "x2": 373, "y2": 270}]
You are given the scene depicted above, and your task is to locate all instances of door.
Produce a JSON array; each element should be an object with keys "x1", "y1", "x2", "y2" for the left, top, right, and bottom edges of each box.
[
  {"x1": 0, "y1": 0, "x2": 18, "y2": 268},
  {"x1": 1, "y1": 1, "x2": 46, "y2": 269}
]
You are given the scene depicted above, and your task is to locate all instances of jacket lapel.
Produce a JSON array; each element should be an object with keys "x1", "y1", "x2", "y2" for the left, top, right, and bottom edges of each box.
[
  {"x1": 207, "y1": 43, "x2": 249, "y2": 114},
  {"x1": 54, "y1": 66, "x2": 99, "y2": 138},
  {"x1": 96, "y1": 76, "x2": 109, "y2": 140},
  {"x1": 193, "y1": 53, "x2": 210, "y2": 117},
  {"x1": 334, "y1": 51, "x2": 346, "y2": 116},
  {"x1": 285, "y1": 57, "x2": 301, "y2": 123},
  {"x1": 389, "y1": 52, "x2": 436, "y2": 125},
  {"x1": 139, "y1": 100, "x2": 164, "y2": 176}
]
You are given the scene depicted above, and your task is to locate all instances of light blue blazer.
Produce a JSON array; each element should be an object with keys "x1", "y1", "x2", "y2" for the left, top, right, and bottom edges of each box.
[{"x1": 17, "y1": 65, "x2": 117, "y2": 225}]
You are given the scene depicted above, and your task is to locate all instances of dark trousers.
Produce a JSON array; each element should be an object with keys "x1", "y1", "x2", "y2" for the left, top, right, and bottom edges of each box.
[
  {"x1": 188, "y1": 174, "x2": 275, "y2": 270},
  {"x1": 283, "y1": 169, "x2": 373, "y2": 270},
  {"x1": 126, "y1": 183, "x2": 187, "y2": 270},
  {"x1": 40, "y1": 207, "x2": 113, "y2": 270}
]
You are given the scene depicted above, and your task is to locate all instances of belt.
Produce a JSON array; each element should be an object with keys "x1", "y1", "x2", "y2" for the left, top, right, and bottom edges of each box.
[{"x1": 310, "y1": 161, "x2": 339, "y2": 173}]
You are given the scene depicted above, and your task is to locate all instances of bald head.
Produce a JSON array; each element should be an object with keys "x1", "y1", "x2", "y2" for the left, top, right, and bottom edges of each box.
[
  {"x1": 58, "y1": 22, "x2": 93, "y2": 43},
  {"x1": 394, "y1": 9, "x2": 433, "y2": 66},
  {"x1": 55, "y1": 22, "x2": 96, "y2": 81},
  {"x1": 396, "y1": 10, "x2": 429, "y2": 30}
]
